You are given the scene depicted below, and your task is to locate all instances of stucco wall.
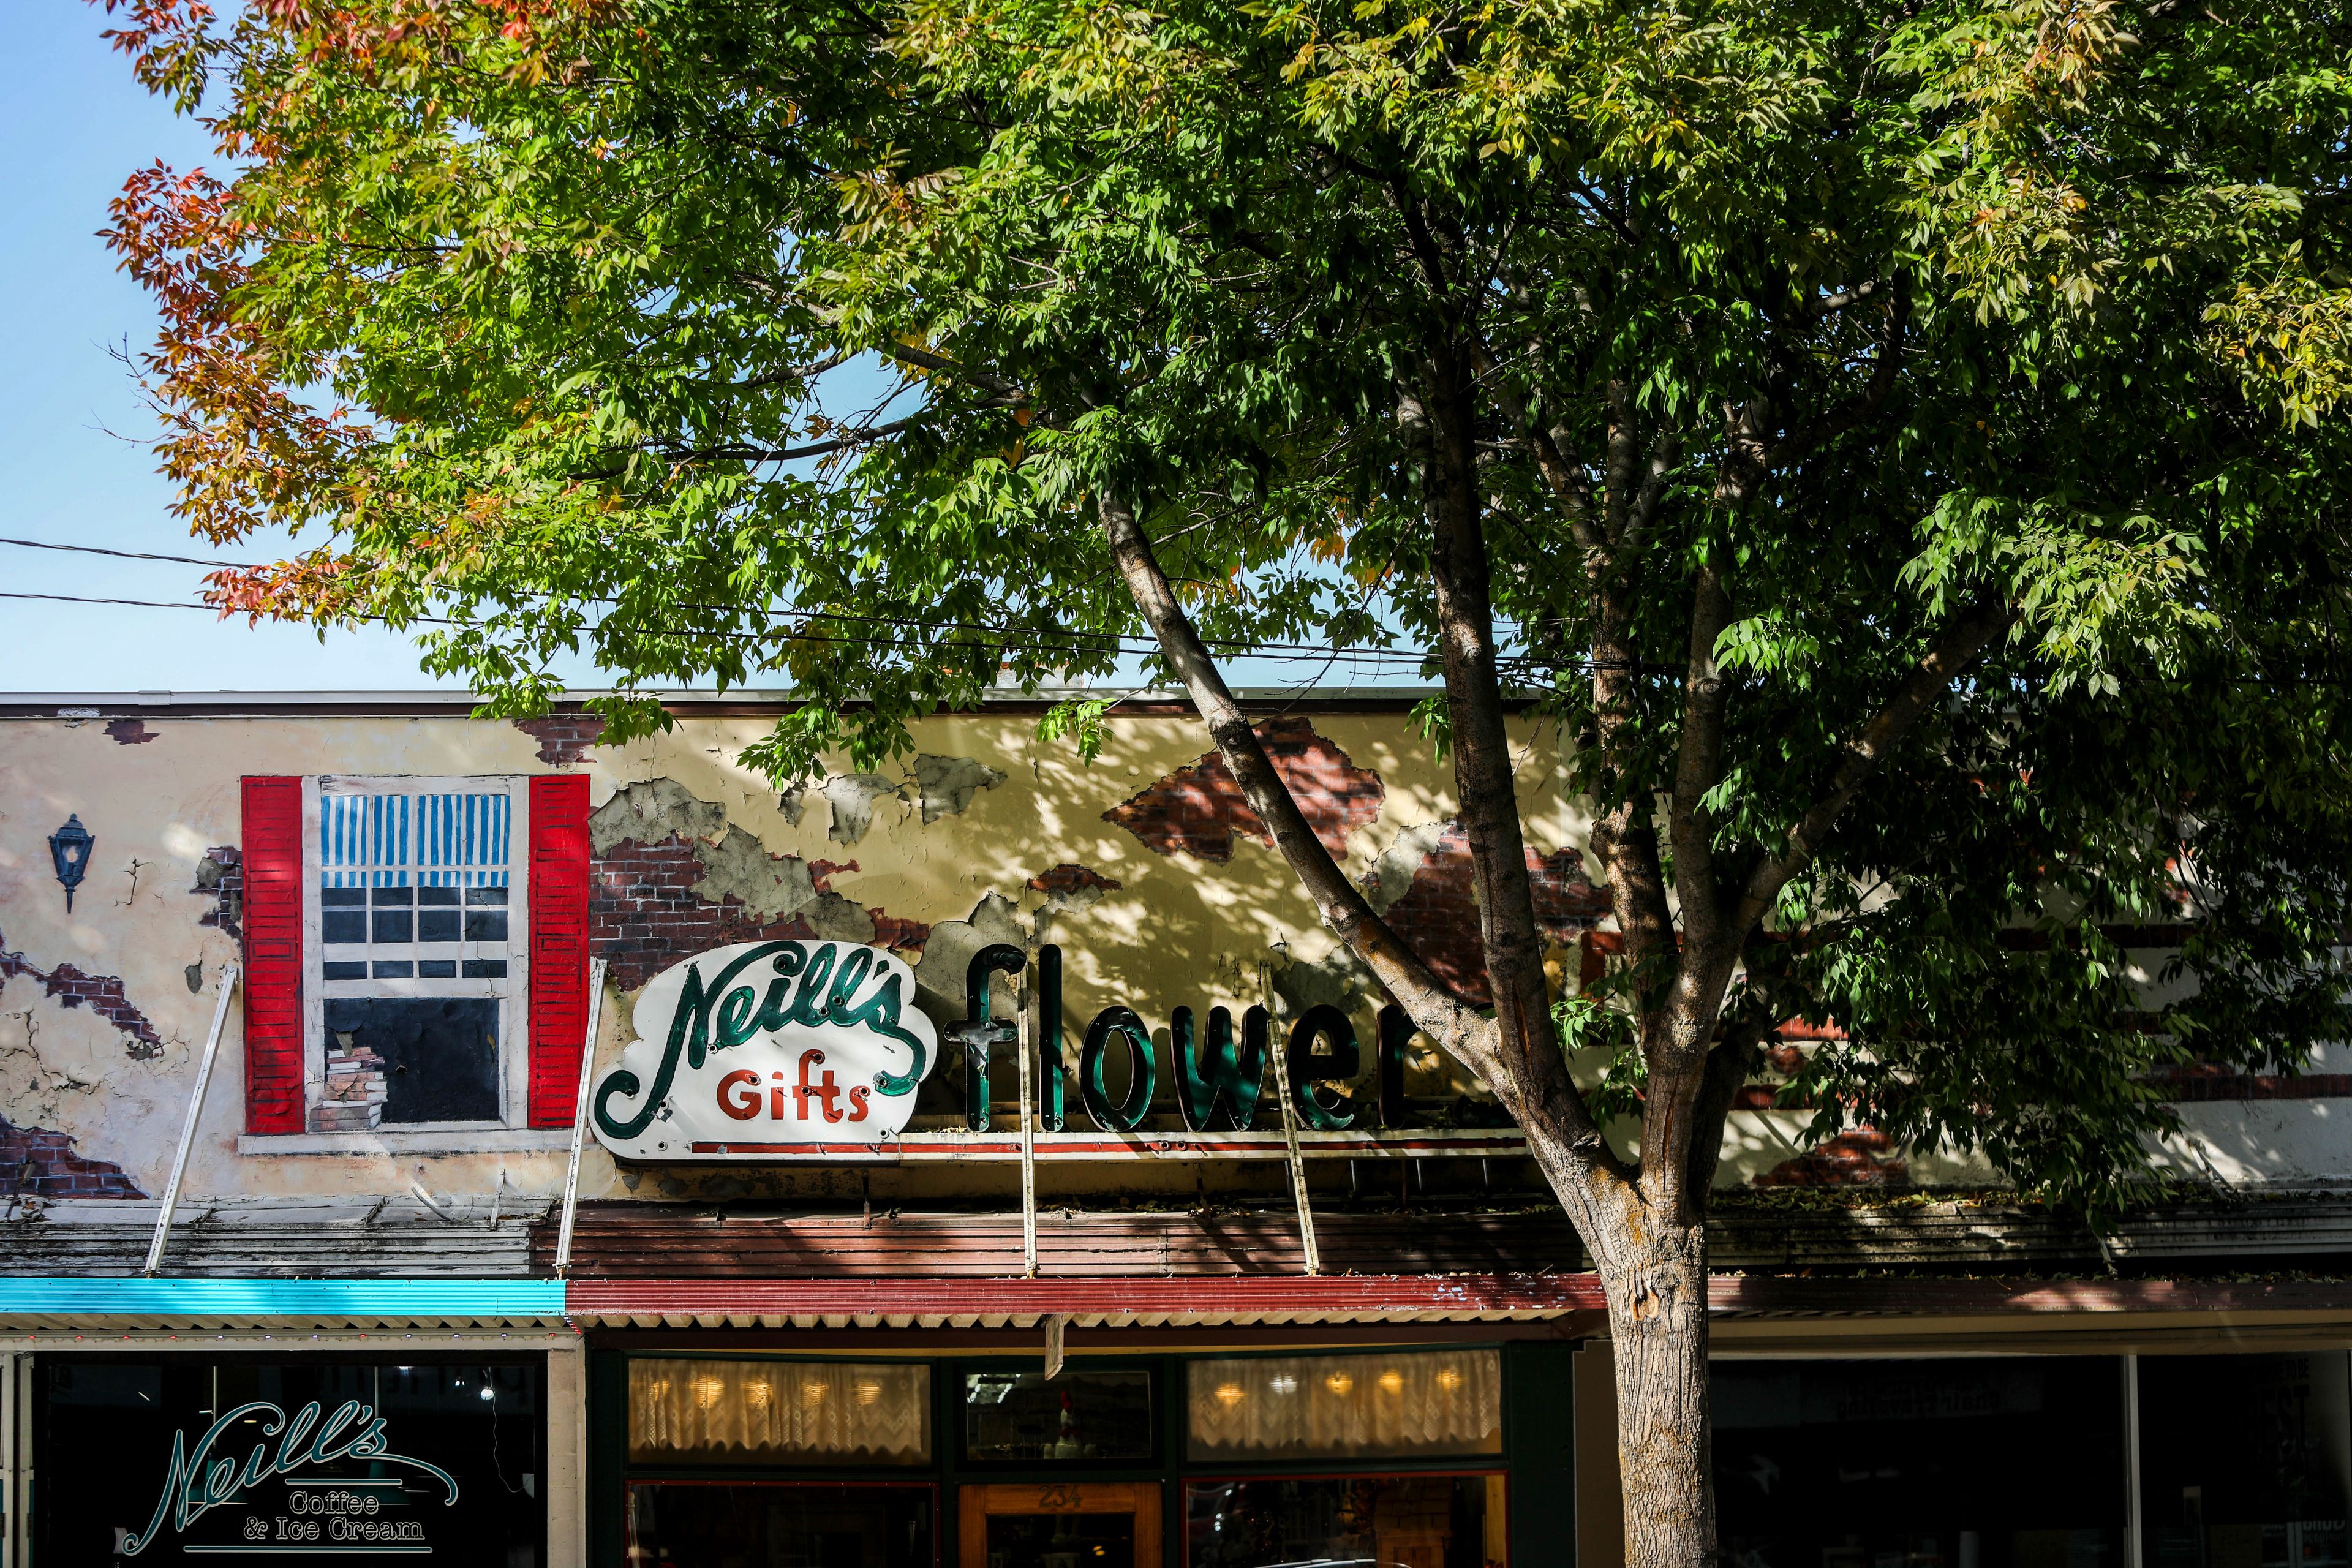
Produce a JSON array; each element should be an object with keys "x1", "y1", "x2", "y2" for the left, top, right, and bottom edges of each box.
[{"x1": 0, "y1": 703, "x2": 2341, "y2": 1209}]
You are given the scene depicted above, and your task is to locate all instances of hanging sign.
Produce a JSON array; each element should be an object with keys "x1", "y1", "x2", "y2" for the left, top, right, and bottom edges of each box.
[
  {"x1": 592, "y1": 940, "x2": 939, "y2": 1157},
  {"x1": 582, "y1": 940, "x2": 1537, "y2": 1165}
]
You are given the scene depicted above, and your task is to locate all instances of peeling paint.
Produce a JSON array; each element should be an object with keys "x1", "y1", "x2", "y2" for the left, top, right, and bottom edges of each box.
[
  {"x1": 104, "y1": 718, "x2": 157, "y2": 745},
  {"x1": 1362, "y1": 821, "x2": 1449, "y2": 913},
  {"x1": 590, "y1": 777, "x2": 728, "y2": 854},
  {"x1": 191, "y1": 845, "x2": 243, "y2": 943},
  {"x1": 692, "y1": 826, "x2": 819, "y2": 920},
  {"x1": 914, "y1": 753, "x2": 1006, "y2": 823},
  {"x1": 0, "y1": 925, "x2": 169, "y2": 1058},
  {"x1": 822, "y1": 773, "x2": 904, "y2": 846},
  {"x1": 0, "y1": 1113, "x2": 144, "y2": 1199},
  {"x1": 1104, "y1": 718, "x2": 1384, "y2": 862},
  {"x1": 513, "y1": 714, "x2": 605, "y2": 766}
]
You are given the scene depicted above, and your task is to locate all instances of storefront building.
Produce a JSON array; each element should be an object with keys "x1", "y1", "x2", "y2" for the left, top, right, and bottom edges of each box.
[{"x1": 1, "y1": 691, "x2": 2348, "y2": 1567}]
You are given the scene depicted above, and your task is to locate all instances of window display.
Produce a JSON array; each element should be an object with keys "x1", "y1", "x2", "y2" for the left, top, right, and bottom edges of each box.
[
  {"x1": 965, "y1": 1366, "x2": 1156, "y2": 1463},
  {"x1": 2139, "y1": 1352, "x2": 2352, "y2": 1568},
  {"x1": 627, "y1": 1482, "x2": 936, "y2": 1567},
  {"x1": 36, "y1": 1356, "x2": 545, "y2": 1566},
  {"x1": 1187, "y1": 1350, "x2": 1502, "y2": 1461},
  {"x1": 1713, "y1": 1357, "x2": 2127, "y2": 1568},
  {"x1": 1185, "y1": 1474, "x2": 1507, "y2": 1567},
  {"x1": 630, "y1": 1359, "x2": 932, "y2": 1466}
]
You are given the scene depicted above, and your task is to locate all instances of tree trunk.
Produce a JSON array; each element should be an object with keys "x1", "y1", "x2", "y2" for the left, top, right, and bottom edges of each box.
[{"x1": 1605, "y1": 1221, "x2": 1717, "y2": 1568}]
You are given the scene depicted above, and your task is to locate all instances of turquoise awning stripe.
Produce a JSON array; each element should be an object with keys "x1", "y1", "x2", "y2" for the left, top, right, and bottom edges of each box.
[{"x1": 0, "y1": 1278, "x2": 566, "y2": 1317}]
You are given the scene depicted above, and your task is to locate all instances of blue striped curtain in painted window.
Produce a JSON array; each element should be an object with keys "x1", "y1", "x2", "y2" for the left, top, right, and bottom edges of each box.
[{"x1": 321, "y1": 790, "x2": 512, "y2": 888}]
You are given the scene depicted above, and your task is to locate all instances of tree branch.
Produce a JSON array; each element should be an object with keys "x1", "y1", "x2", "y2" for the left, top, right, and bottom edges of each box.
[
  {"x1": 1669, "y1": 563, "x2": 1735, "y2": 952},
  {"x1": 1735, "y1": 598, "x2": 2017, "y2": 932},
  {"x1": 1098, "y1": 489, "x2": 1509, "y2": 1071}
]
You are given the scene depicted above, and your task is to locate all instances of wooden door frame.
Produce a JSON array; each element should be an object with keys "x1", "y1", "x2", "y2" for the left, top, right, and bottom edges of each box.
[{"x1": 957, "y1": 1480, "x2": 1163, "y2": 1568}]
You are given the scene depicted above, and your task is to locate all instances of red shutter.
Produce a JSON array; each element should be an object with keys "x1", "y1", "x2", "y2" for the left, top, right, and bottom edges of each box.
[
  {"x1": 241, "y1": 776, "x2": 306, "y2": 1134},
  {"x1": 527, "y1": 774, "x2": 593, "y2": 1127}
]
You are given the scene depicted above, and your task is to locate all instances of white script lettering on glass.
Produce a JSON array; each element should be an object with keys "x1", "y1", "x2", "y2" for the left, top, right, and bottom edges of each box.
[
  {"x1": 591, "y1": 941, "x2": 940, "y2": 1156},
  {"x1": 124, "y1": 1399, "x2": 458, "y2": 1555}
]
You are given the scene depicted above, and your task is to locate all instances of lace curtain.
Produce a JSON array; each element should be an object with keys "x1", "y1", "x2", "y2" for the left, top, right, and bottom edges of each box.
[
  {"x1": 629, "y1": 1359, "x2": 932, "y2": 1464},
  {"x1": 1187, "y1": 1348, "x2": 1503, "y2": 1460}
]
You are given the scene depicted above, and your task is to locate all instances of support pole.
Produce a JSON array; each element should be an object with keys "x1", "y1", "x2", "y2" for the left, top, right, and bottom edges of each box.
[
  {"x1": 144, "y1": 963, "x2": 241, "y2": 1277},
  {"x1": 554, "y1": 957, "x2": 610, "y2": 1278},
  {"x1": 1275, "y1": 1046, "x2": 1322, "y2": 1276},
  {"x1": 1017, "y1": 973, "x2": 1039, "y2": 1278}
]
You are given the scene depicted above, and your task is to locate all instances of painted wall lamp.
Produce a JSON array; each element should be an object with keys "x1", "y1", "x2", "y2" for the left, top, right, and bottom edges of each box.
[{"x1": 48, "y1": 813, "x2": 94, "y2": 913}]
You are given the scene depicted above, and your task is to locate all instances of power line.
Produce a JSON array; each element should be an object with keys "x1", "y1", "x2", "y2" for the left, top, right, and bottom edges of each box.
[
  {"x1": 0, "y1": 533, "x2": 1447, "y2": 666},
  {"x1": 0, "y1": 589, "x2": 1449, "y2": 670}
]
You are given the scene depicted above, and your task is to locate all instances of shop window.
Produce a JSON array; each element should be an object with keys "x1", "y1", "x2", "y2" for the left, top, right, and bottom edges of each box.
[
  {"x1": 627, "y1": 1482, "x2": 936, "y2": 1568},
  {"x1": 36, "y1": 1356, "x2": 545, "y2": 1563},
  {"x1": 1186, "y1": 1349, "x2": 1502, "y2": 1462},
  {"x1": 1185, "y1": 1474, "x2": 1507, "y2": 1567},
  {"x1": 2138, "y1": 1353, "x2": 2352, "y2": 1568},
  {"x1": 309, "y1": 779, "x2": 522, "y2": 1129},
  {"x1": 965, "y1": 1366, "x2": 1157, "y2": 1463},
  {"x1": 629, "y1": 1359, "x2": 932, "y2": 1466},
  {"x1": 1714, "y1": 1357, "x2": 2128, "y2": 1568}
]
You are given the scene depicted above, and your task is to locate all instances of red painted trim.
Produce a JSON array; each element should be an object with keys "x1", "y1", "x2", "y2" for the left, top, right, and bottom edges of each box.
[
  {"x1": 527, "y1": 774, "x2": 592, "y2": 1128},
  {"x1": 565, "y1": 1273, "x2": 1611, "y2": 1317},
  {"x1": 565, "y1": 1274, "x2": 2352, "y2": 1322},
  {"x1": 240, "y1": 777, "x2": 305, "y2": 1134}
]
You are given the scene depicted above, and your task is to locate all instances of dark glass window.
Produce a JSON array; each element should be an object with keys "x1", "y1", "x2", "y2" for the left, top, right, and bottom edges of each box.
[
  {"x1": 466, "y1": 910, "x2": 510, "y2": 942},
  {"x1": 1714, "y1": 1358, "x2": 2128, "y2": 1568},
  {"x1": 324, "y1": 997, "x2": 500, "y2": 1123},
  {"x1": 2140, "y1": 1353, "x2": 2352, "y2": 1568},
  {"x1": 463, "y1": 959, "x2": 508, "y2": 979},
  {"x1": 992, "y1": 1508, "x2": 1136, "y2": 1567},
  {"x1": 371, "y1": 885, "x2": 413, "y2": 905},
  {"x1": 37, "y1": 1358, "x2": 544, "y2": 1564},
  {"x1": 1186, "y1": 1475, "x2": 1506, "y2": 1567},
  {"x1": 965, "y1": 1368, "x2": 1156, "y2": 1463},
  {"x1": 418, "y1": 885, "x2": 461, "y2": 906},
  {"x1": 418, "y1": 909, "x2": 461, "y2": 943},
  {"x1": 418, "y1": 960, "x2": 458, "y2": 979},
  {"x1": 322, "y1": 911, "x2": 368, "y2": 944},
  {"x1": 372, "y1": 961, "x2": 416, "y2": 979},
  {"x1": 320, "y1": 886, "x2": 367, "y2": 907},
  {"x1": 323, "y1": 961, "x2": 368, "y2": 980},
  {"x1": 372, "y1": 910, "x2": 414, "y2": 943},
  {"x1": 467, "y1": 884, "x2": 508, "y2": 906},
  {"x1": 627, "y1": 1483, "x2": 934, "y2": 1568}
]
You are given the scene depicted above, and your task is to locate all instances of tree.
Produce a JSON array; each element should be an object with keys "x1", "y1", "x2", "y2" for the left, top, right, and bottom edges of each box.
[{"x1": 99, "y1": 0, "x2": 2352, "y2": 1561}]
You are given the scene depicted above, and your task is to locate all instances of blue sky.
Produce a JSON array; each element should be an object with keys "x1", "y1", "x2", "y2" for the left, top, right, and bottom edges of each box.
[
  {"x1": 2, "y1": 2, "x2": 470, "y2": 692},
  {"x1": 1, "y1": 4, "x2": 1400, "y2": 698}
]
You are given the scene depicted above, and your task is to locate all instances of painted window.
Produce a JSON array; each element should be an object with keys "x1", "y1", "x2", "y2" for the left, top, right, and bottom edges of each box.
[
  {"x1": 306, "y1": 776, "x2": 529, "y2": 1131},
  {"x1": 1186, "y1": 1349, "x2": 1504, "y2": 1461},
  {"x1": 628, "y1": 1359, "x2": 933, "y2": 1466}
]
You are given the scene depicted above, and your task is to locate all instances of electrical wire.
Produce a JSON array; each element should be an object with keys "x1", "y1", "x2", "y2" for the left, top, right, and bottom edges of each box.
[{"x1": 0, "y1": 588, "x2": 1450, "y2": 671}]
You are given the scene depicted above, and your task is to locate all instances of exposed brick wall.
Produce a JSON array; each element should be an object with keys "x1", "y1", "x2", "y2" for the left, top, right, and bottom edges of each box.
[
  {"x1": 1028, "y1": 864, "x2": 1123, "y2": 895},
  {"x1": 1104, "y1": 718, "x2": 1384, "y2": 862},
  {"x1": 0, "y1": 1115, "x2": 145, "y2": 1199},
  {"x1": 191, "y1": 845, "x2": 243, "y2": 944},
  {"x1": 104, "y1": 718, "x2": 157, "y2": 745},
  {"x1": 0, "y1": 928, "x2": 167, "y2": 1058},
  {"x1": 591, "y1": 834, "x2": 931, "y2": 992},
  {"x1": 1752, "y1": 1129, "x2": 1907, "y2": 1188},
  {"x1": 514, "y1": 715, "x2": 606, "y2": 767},
  {"x1": 1381, "y1": 824, "x2": 1611, "y2": 1006}
]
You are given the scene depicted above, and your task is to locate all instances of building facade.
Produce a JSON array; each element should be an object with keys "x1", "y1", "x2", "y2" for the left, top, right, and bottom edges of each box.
[{"x1": 0, "y1": 691, "x2": 2346, "y2": 1568}]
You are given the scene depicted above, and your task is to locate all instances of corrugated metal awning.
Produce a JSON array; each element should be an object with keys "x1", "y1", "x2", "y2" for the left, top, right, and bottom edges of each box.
[
  {"x1": 562, "y1": 1273, "x2": 1609, "y2": 1330},
  {"x1": 0, "y1": 1277, "x2": 567, "y2": 1331}
]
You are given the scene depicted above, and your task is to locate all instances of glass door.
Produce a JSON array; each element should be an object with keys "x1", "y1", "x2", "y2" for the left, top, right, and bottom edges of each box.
[{"x1": 958, "y1": 1482, "x2": 1163, "y2": 1568}]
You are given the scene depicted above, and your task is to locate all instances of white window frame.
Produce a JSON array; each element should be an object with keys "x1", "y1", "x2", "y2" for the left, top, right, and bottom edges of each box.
[{"x1": 300, "y1": 774, "x2": 533, "y2": 1134}]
